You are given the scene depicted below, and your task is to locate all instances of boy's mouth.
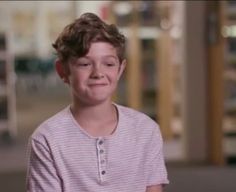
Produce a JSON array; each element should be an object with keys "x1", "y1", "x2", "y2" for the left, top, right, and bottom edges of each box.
[{"x1": 88, "y1": 83, "x2": 107, "y2": 87}]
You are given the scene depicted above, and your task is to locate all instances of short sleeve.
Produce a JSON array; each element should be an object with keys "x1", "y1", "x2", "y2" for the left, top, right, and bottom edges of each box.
[
  {"x1": 145, "y1": 124, "x2": 169, "y2": 186},
  {"x1": 26, "y1": 137, "x2": 62, "y2": 192}
]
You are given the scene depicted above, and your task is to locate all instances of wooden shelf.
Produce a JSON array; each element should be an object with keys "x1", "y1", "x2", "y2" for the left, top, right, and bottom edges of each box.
[
  {"x1": 0, "y1": 33, "x2": 17, "y2": 138},
  {"x1": 119, "y1": 26, "x2": 160, "y2": 39},
  {"x1": 226, "y1": 53, "x2": 236, "y2": 63},
  {"x1": 224, "y1": 70, "x2": 236, "y2": 81},
  {"x1": 0, "y1": 84, "x2": 7, "y2": 97},
  {"x1": 110, "y1": 1, "x2": 178, "y2": 140},
  {"x1": 0, "y1": 52, "x2": 8, "y2": 60},
  {"x1": 223, "y1": 116, "x2": 236, "y2": 134},
  {"x1": 0, "y1": 119, "x2": 7, "y2": 131},
  {"x1": 226, "y1": 5, "x2": 236, "y2": 20}
]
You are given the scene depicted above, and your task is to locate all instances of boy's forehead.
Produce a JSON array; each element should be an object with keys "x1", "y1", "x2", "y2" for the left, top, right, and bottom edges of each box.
[
  {"x1": 88, "y1": 42, "x2": 116, "y2": 50},
  {"x1": 78, "y1": 55, "x2": 119, "y2": 61},
  {"x1": 85, "y1": 42, "x2": 118, "y2": 57}
]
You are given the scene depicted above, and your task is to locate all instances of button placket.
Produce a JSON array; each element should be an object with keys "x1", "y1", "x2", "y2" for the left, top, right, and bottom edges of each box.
[{"x1": 96, "y1": 138, "x2": 106, "y2": 183}]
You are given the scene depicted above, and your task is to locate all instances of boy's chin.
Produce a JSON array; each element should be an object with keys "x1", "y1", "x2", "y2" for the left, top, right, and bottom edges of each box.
[{"x1": 79, "y1": 97, "x2": 111, "y2": 106}]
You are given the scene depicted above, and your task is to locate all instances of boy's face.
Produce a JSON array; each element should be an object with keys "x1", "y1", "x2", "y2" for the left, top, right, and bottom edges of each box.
[{"x1": 58, "y1": 42, "x2": 126, "y2": 106}]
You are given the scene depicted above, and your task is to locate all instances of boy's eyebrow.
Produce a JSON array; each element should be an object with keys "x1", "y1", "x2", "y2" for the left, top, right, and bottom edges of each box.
[
  {"x1": 81, "y1": 55, "x2": 119, "y2": 60},
  {"x1": 102, "y1": 55, "x2": 119, "y2": 60}
]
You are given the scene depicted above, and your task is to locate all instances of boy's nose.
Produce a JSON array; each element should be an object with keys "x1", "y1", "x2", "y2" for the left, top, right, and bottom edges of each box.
[{"x1": 91, "y1": 64, "x2": 104, "y2": 79}]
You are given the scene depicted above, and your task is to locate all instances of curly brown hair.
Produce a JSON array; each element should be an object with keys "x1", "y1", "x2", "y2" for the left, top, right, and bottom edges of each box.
[{"x1": 52, "y1": 12, "x2": 126, "y2": 67}]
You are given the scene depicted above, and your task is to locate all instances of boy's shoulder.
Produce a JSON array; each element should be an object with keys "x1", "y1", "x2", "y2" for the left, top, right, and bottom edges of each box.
[
  {"x1": 31, "y1": 106, "x2": 70, "y2": 140},
  {"x1": 116, "y1": 104, "x2": 161, "y2": 138},
  {"x1": 116, "y1": 104, "x2": 158, "y2": 128}
]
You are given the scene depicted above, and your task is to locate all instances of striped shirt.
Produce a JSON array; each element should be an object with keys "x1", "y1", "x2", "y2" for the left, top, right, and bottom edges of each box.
[{"x1": 27, "y1": 104, "x2": 169, "y2": 192}]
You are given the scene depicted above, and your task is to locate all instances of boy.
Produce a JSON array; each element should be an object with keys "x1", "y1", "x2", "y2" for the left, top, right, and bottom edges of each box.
[{"x1": 27, "y1": 12, "x2": 169, "y2": 192}]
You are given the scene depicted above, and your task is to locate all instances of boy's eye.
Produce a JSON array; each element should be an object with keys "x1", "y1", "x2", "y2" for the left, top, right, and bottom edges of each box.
[
  {"x1": 104, "y1": 63, "x2": 116, "y2": 67},
  {"x1": 78, "y1": 63, "x2": 91, "y2": 67}
]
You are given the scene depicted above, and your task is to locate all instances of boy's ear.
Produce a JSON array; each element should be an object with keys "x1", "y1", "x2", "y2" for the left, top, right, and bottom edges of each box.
[
  {"x1": 118, "y1": 59, "x2": 126, "y2": 80},
  {"x1": 55, "y1": 59, "x2": 70, "y2": 84}
]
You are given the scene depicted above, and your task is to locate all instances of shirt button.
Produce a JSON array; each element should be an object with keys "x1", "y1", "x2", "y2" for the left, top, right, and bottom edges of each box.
[
  {"x1": 101, "y1": 170, "x2": 106, "y2": 175},
  {"x1": 100, "y1": 149, "x2": 104, "y2": 154},
  {"x1": 98, "y1": 140, "x2": 103, "y2": 145}
]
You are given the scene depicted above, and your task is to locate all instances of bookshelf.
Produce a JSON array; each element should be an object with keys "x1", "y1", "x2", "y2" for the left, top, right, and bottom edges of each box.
[
  {"x1": 224, "y1": 6, "x2": 236, "y2": 135},
  {"x1": 110, "y1": 1, "x2": 179, "y2": 139},
  {"x1": 0, "y1": 33, "x2": 17, "y2": 139},
  {"x1": 110, "y1": 1, "x2": 159, "y2": 112},
  {"x1": 222, "y1": 1, "x2": 236, "y2": 164}
]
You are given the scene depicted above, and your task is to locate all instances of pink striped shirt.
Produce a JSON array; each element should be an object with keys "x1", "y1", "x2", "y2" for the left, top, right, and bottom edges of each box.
[{"x1": 27, "y1": 104, "x2": 169, "y2": 191}]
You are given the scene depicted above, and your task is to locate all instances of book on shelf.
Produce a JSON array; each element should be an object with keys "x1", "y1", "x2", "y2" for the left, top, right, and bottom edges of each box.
[{"x1": 0, "y1": 97, "x2": 8, "y2": 119}]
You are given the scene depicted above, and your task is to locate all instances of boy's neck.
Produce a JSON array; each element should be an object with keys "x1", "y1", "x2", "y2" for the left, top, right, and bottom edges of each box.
[
  {"x1": 70, "y1": 100, "x2": 118, "y2": 137},
  {"x1": 71, "y1": 100, "x2": 114, "y2": 119}
]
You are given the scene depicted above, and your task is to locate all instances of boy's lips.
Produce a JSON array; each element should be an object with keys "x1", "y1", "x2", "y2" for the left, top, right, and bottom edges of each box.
[{"x1": 88, "y1": 83, "x2": 107, "y2": 87}]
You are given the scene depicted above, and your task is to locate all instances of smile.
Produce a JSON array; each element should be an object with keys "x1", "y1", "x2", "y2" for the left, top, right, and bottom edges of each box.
[{"x1": 88, "y1": 84, "x2": 107, "y2": 87}]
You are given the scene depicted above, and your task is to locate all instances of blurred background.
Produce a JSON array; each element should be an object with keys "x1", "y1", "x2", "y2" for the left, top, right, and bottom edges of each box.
[{"x1": 0, "y1": 1, "x2": 236, "y2": 191}]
